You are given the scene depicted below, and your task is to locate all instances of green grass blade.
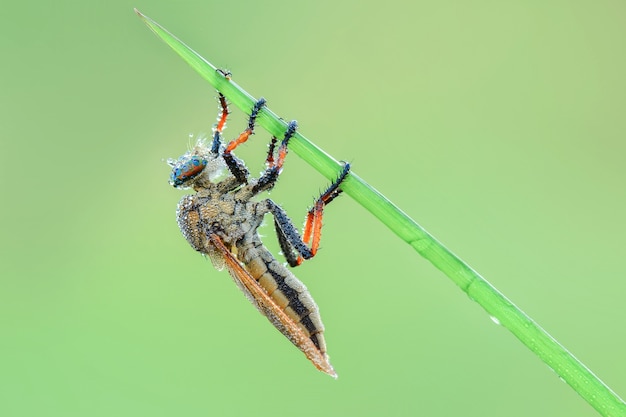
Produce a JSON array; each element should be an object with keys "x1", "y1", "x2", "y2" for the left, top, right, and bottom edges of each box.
[{"x1": 135, "y1": 9, "x2": 626, "y2": 416}]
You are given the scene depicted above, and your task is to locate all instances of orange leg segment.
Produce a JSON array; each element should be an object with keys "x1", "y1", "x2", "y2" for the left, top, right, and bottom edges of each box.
[
  {"x1": 267, "y1": 162, "x2": 350, "y2": 267},
  {"x1": 295, "y1": 163, "x2": 350, "y2": 264},
  {"x1": 216, "y1": 94, "x2": 229, "y2": 133},
  {"x1": 221, "y1": 97, "x2": 266, "y2": 183},
  {"x1": 224, "y1": 98, "x2": 266, "y2": 154}
]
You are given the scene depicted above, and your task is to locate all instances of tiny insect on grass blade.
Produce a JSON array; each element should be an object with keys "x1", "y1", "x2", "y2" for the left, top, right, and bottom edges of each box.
[{"x1": 168, "y1": 85, "x2": 349, "y2": 377}]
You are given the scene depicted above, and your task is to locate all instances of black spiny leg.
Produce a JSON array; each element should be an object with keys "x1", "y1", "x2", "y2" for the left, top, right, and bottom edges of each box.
[
  {"x1": 265, "y1": 135, "x2": 279, "y2": 168},
  {"x1": 210, "y1": 93, "x2": 229, "y2": 155},
  {"x1": 266, "y1": 199, "x2": 312, "y2": 267},
  {"x1": 266, "y1": 163, "x2": 350, "y2": 267},
  {"x1": 252, "y1": 120, "x2": 298, "y2": 194},
  {"x1": 222, "y1": 98, "x2": 267, "y2": 184}
]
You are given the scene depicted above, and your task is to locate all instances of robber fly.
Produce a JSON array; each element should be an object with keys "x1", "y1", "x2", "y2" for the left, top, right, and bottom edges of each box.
[{"x1": 168, "y1": 90, "x2": 350, "y2": 378}]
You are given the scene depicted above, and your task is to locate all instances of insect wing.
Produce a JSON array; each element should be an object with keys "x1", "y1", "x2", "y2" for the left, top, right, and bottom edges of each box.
[
  {"x1": 206, "y1": 244, "x2": 226, "y2": 271},
  {"x1": 208, "y1": 233, "x2": 336, "y2": 378}
]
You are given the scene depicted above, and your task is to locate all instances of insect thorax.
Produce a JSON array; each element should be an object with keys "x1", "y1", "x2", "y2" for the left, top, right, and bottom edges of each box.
[{"x1": 176, "y1": 188, "x2": 264, "y2": 254}]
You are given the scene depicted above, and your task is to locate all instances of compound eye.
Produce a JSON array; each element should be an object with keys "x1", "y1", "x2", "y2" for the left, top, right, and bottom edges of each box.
[{"x1": 170, "y1": 155, "x2": 208, "y2": 187}]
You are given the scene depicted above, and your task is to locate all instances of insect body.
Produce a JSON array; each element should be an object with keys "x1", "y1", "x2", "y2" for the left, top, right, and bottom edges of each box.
[{"x1": 168, "y1": 92, "x2": 350, "y2": 378}]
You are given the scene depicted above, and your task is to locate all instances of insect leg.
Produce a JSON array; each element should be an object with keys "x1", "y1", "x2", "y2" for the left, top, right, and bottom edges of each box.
[
  {"x1": 222, "y1": 97, "x2": 267, "y2": 184},
  {"x1": 253, "y1": 120, "x2": 298, "y2": 194},
  {"x1": 210, "y1": 93, "x2": 229, "y2": 155},
  {"x1": 266, "y1": 199, "x2": 312, "y2": 267},
  {"x1": 266, "y1": 162, "x2": 350, "y2": 267},
  {"x1": 265, "y1": 135, "x2": 279, "y2": 168},
  {"x1": 299, "y1": 163, "x2": 350, "y2": 263}
]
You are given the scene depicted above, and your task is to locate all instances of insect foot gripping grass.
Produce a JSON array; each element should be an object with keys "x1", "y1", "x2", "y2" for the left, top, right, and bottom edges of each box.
[{"x1": 168, "y1": 90, "x2": 350, "y2": 378}]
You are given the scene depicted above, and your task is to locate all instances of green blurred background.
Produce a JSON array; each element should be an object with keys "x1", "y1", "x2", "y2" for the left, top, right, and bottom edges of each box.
[{"x1": 2, "y1": 1, "x2": 625, "y2": 416}]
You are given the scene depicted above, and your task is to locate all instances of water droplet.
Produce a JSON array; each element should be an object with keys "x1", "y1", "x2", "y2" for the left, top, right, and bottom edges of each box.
[{"x1": 489, "y1": 315, "x2": 501, "y2": 325}]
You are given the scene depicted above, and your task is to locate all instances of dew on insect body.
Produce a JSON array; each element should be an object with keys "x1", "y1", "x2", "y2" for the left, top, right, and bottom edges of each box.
[
  {"x1": 167, "y1": 92, "x2": 350, "y2": 378},
  {"x1": 489, "y1": 315, "x2": 501, "y2": 325},
  {"x1": 169, "y1": 155, "x2": 208, "y2": 187}
]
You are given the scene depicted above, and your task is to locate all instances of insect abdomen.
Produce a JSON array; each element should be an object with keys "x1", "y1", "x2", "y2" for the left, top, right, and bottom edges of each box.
[{"x1": 238, "y1": 244, "x2": 328, "y2": 355}]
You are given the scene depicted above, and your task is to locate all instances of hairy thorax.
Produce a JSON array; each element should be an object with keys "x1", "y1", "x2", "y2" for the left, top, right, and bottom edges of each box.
[{"x1": 176, "y1": 185, "x2": 263, "y2": 254}]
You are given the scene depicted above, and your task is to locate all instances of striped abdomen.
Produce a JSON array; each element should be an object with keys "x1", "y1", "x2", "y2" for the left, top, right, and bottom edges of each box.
[{"x1": 237, "y1": 243, "x2": 328, "y2": 356}]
